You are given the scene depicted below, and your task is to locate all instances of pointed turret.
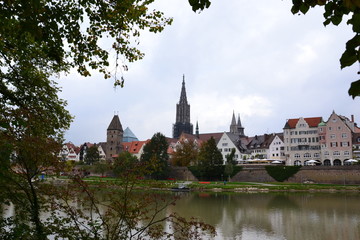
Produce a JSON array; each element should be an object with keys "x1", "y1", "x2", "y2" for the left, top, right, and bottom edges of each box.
[
  {"x1": 107, "y1": 115, "x2": 123, "y2": 131},
  {"x1": 106, "y1": 114, "x2": 124, "y2": 160},
  {"x1": 237, "y1": 114, "x2": 245, "y2": 136}
]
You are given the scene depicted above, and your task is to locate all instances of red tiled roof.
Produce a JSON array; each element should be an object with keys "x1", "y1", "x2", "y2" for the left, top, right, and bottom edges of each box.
[
  {"x1": 122, "y1": 140, "x2": 149, "y2": 154},
  {"x1": 198, "y1": 132, "x2": 223, "y2": 144},
  {"x1": 286, "y1": 117, "x2": 322, "y2": 128}
]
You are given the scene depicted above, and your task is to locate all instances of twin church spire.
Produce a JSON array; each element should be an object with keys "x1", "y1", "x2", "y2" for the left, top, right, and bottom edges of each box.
[{"x1": 230, "y1": 111, "x2": 245, "y2": 136}]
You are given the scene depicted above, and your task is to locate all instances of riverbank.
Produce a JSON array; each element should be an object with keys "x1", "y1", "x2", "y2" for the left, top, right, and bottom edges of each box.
[{"x1": 49, "y1": 176, "x2": 360, "y2": 193}]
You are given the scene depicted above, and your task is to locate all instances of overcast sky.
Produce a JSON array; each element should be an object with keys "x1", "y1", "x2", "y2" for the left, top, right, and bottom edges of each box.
[{"x1": 58, "y1": 0, "x2": 360, "y2": 145}]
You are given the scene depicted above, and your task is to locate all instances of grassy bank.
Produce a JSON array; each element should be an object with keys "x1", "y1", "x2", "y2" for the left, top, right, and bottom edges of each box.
[{"x1": 50, "y1": 176, "x2": 360, "y2": 192}]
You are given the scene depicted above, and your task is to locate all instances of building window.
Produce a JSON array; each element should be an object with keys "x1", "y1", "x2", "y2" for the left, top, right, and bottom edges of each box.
[
  {"x1": 333, "y1": 151, "x2": 340, "y2": 156},
  {"x1": 344, "y1": 151, "x2": 350, "y2": 156},
  {"x1": 328, "y1": 127, "x2": 332, "y2": 131},
  {"x1": 295, "y1": 153, "x2": 300, "y2": 158},
  {"x1": 304, "y1": 153, "x2": 311, "y2": 158},
  {"x1": 330, "y1": 134, "x2": 336, "y2": 139},
  {"x1": 222, "y1": 143, "x2": 228, "y2": 146},
  {"x1": 331, "y1": 142, "x2": 338, "y2": 147},
  {"x1": 324, "y1": 151, "x2": 329, "y2": 156},
  {"x1": 341, "y1": 142, "x2": 349, "y2": 147},
  {"x1": 319, "y1": 127, "x2": 323, "y2": 132},
  {"x1": 338, "y1": 126, "x2": 341, "y2": 130},
  {"x1": 342, "y1": 133, "x2": 348, "y2": 138}
]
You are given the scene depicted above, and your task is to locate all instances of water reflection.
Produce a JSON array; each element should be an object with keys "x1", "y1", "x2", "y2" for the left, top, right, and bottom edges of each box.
[
  {"x1": 170, "y1": 192, "x2": 360, "y2": 240},
  {"x1": 2, "y1": 192, "x2": 360, "y2": 239}
]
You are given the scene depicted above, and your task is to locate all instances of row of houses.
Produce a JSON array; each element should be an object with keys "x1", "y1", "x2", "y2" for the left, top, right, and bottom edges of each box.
[{"x1": 60, "y1": 111, "x2": 360, "y2": 166}]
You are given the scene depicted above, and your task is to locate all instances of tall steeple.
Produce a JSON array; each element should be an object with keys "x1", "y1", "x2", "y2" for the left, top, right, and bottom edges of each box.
[
  {"x1": 237, "y1": 114, "x2": 245, "y2": 136},
  {"x1": 173, "y1": 75, "x2": 193, "y2": 138},
  {"x1": 195, "y1": 121, "x2": 199, "y2": 138},
  {"x1": 179, "y1": 75, "x2": 188, "y2": 105}
]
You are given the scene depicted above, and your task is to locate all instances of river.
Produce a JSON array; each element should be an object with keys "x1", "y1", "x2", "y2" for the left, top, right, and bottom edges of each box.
[
  {"x1": 2, "y1": 191, "x2": 360, "y2": 239},
  {"x1": 169, "y1": 191, "x2": 360, "y2": 240}
]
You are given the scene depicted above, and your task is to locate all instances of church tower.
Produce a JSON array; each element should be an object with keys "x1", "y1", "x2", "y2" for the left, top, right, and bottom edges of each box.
[
  {"x1": 237, "y1": 114, "x2": 245, "y2": 136},
  {"x1": 106, "y1": 115, "x2": 123, "y2": 160},
  {"x1": 230, "y1": 111, "x2": 238, "y2": 134},
  {"x1": 230, "y1": 112, "x2": 245, "y2": 137},
  {"x1": 173, "y1": 75, "x2": 193, "y2": 138}
]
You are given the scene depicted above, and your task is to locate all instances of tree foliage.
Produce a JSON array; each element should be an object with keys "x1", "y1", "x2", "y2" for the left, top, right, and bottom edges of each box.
[
  {"x1": 0, "y1": 74, "x2": 72, "y2": 239},
  {"x1": 265, "y1": 165, "x2": 302, "y2": 182},
  {"x1": 291, "y1": 0, "x2": 360, "y2": 98},
  {"x1": 197, "y1": 137, "x2": 223, "y2": 167},
  {"x1": 0, "y1": 0, "x2": 173, "y2": 92},
  {"x1": 171, "y1": 139, "x2": 199, "y2": 167},
  {"x1": 84, "y1": 145, "x2": 100, "y2": 165},
  {"x1": 140, "y1": 132, "x2": 170, "y2": 179},
  {"x1": 191, "y1": 0, "x2": 360, "y2": 98},
  {"x1": 113, "y1": 151, "x2": 141, "y2": 177},
  {"x1": 0, "y1": 1, "x2": 215, "y2": 238}
]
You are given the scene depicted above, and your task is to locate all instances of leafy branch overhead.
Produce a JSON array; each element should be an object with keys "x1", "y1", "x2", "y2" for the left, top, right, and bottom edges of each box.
[
  {"x1": 188, "y1": 0, "x2": 211, "y2": 12},
  {"x1": 291, "y1": 0, "x2": 360, "y2": 98},
  {"x1": 190, "y1": 0, "x2": 360, "y2": 98}
]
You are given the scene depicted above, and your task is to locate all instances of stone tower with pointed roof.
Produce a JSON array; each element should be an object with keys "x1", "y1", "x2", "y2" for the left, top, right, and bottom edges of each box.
[
  {"x1": 237, "y1": 114, "x2": 245, "y2": 136},
  {"x1": 106, "y1": 115, "x2": 123, "y2": 160},
  {"x1": 230, "y1": 112, "x2": 245, "y2": 137},
  {"x1": 173, "y1": 75, "x2": 193, "y2": 139}
]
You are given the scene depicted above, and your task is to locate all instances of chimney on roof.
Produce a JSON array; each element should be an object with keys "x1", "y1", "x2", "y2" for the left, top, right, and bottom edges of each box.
[{"x1": 351, "y1": 114, "x2": 354, "y2": 122}]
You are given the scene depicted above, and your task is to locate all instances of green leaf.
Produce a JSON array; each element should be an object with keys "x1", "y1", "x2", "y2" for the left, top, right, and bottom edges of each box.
[
  {"x1": 351, "y1": 13, "x2": 360, "y2": 33},
  {"x1": 340, "y1": 49, "x2": 357, "y2": 69},
  {"x1": 348, "y1": 80, "x2": 360, "y2": 99},
  {"x1": 300, "y1": 4, "x2": 310, "y2": 14},
  {"x1": 331, "y1": 15, "x2": 343, "y2": 25},
  {"x1": 340, "y1": 35, "x2": 360, "y2": 69}
]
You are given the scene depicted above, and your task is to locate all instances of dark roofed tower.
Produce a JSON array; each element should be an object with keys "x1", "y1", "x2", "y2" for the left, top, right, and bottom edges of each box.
[
  {"x1": 237, "y1": 114, "x2": 245, "y2": 136},
  {"x1": 173, "y1": 75, "x2": 193, "y2": 138},
  {"x1": 230, "y1": 111, "x2": 238, "y2": 134},
  {"x1": 106, "y1": 115, "x2": 123, "y2": 160},
  {"x1": 230, "y1": 112, "x2": 245, "y2": 137}
]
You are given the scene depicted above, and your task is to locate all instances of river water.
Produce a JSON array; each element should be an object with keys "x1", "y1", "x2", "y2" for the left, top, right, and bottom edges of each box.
[
  {"x1": 168, "y1": 191, "x2": 360, "y2": 240},
  {"x1": 2, "y1": 191, "x2": 360, "y2": 240}
]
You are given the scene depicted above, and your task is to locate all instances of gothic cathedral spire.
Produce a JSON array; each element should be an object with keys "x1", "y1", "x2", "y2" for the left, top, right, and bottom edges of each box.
[{"x1": 173, "y1": 75, "x2": 193, "y2": 138}]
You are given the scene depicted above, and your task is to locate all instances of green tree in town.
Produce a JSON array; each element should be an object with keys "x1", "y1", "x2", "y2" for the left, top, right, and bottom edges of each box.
[
  {"x1": 140, "y1": 132, "x2": 170, "y2": 179},
  {"x1": 197, "y1": 137, "x2": 223, "y2": 167},
  {"x1": 113, "y1": 151, "x2": 140, "y2": 177},
  {"x1": 84, "y1": 145, "x2": 100, "y2": 165},
  {"x1": 225, "y1": 148, "x2": 237, "y2": 165},
  {"x1": 224, "y1": 148, "x2": 236, "y2": 180},
  {"x1": 93, "y1": 162, "x2": 111, "y2": 177},
  {"x1": 171, "y1": 139, "x2": 199, "y2": 167}
]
